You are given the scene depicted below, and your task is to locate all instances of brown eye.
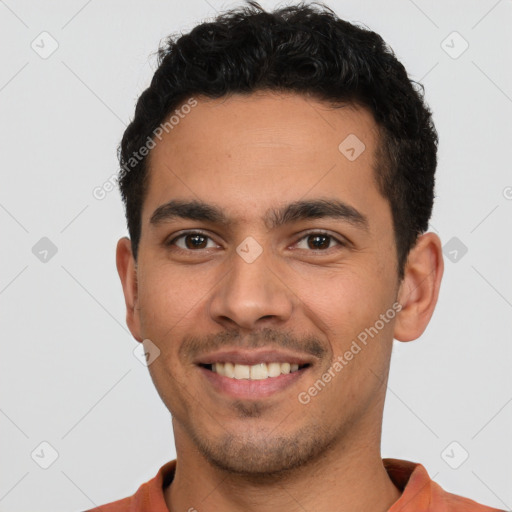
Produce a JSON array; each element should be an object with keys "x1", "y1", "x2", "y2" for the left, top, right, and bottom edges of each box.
[
  {"x1": 295, "y1": 232, "x2": 343, "y2": 251},
  {"x1": 183, "y1": 234, "x2": 208, "y2": 249},
  {"x1": 166, "y1": 232, "x2": 218, "y2": 251},
  {"x1": 307, "y1": 234, "x2": 331, "y2": 250}
]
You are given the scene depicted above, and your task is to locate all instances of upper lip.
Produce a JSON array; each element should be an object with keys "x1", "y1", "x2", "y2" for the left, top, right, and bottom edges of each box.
[{"x1": 195, "y1": 349, "x2": 314, "y2": 367}]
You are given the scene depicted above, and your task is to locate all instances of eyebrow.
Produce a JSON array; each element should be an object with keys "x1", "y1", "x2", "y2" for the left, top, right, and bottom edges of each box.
[{"x1": 149, "y1": 198, "x2": 369, "y2": 232}]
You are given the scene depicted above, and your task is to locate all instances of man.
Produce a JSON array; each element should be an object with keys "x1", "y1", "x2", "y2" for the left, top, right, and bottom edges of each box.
[{"x1": 90, "y1": 1, "x2": 504, "y2": 510}]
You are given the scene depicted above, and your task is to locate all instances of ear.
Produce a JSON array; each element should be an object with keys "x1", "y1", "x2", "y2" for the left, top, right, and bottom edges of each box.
[
  {"x1": 116, "y1": 237, "x2": 143, "y2": 342},
  {"x1": 394, "y1": 232, "x2": 444, "y2": 342}
]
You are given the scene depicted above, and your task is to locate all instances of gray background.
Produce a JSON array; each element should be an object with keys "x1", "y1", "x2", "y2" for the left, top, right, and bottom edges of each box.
[{"x1": 1, "y1": 0, "x2": 511, "y2": 510}]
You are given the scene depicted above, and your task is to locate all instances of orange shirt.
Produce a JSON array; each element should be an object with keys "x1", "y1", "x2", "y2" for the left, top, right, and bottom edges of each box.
[{"x1": 86, "y1": 458, "x2": 505, "y2": 511}]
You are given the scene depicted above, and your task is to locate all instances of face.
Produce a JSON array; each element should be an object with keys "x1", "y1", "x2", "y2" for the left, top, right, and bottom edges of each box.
[{"x1": 120, "y1": 91, "x2": 404, "y2": 475}]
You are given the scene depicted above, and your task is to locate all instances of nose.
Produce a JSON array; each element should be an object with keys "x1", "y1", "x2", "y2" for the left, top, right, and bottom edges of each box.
[{"x1": 208, "y1": 246, "x2": 295, "y2": 331}]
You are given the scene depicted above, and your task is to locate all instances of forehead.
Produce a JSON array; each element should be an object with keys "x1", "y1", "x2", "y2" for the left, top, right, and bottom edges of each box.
[{"x1": 142, "y1": 91, "x2": 388, "y2": 230}]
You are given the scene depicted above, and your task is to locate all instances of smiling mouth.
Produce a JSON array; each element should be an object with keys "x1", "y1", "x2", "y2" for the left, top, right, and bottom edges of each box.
[{"x1": 199, "y1": 362, "x2": 311, "y2": 380}]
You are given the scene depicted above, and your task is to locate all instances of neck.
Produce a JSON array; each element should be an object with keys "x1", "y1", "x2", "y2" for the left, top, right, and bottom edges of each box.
[{"x1": 164, "y1": 423, "x2": 402, "y2": 512}]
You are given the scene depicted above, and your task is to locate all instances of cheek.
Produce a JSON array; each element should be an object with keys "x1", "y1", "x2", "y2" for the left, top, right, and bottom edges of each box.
[
  {"x1": 300, "y1": 271, "x2": 396, "y2": 408},
  {"x1": 136, "y1": 263, "x2": 234, "y2": 381},
  {"x1": 138, "y1": 268, "x2": 206, "y2": 413},
  {"x1": 139, "y1": 264, "x2": 208, "y2": 325},
  {"x1": 295, "y1": 264, "x2": 396, "y2": 354},
  {"x1": 136, "y1": 266, "x2": 205, "y2": 366}
]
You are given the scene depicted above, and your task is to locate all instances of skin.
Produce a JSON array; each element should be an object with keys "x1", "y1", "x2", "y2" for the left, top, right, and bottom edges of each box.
[{"x1": 116, "y1": 91, "x2": 444, "y2": 512}]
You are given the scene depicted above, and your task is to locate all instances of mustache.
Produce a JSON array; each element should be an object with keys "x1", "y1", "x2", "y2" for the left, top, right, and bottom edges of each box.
[{"x1": 179, "y1": 327, "x2": 328, "y2": 361}]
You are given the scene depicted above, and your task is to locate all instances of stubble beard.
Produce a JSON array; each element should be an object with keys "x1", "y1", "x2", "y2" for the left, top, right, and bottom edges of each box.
[{"x1": 181, "y1": 401, "x2": 341, "y2": 481}]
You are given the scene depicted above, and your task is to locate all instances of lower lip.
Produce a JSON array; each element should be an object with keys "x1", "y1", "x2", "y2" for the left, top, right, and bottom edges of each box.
[{"x1": 199, "y1": 366, "x2": 308, "y2": 399}]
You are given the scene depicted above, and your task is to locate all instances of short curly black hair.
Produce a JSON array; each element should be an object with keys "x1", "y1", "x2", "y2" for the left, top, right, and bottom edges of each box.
[{"x1": 117, "y1": 0, "x2": 438, "y2": 280}]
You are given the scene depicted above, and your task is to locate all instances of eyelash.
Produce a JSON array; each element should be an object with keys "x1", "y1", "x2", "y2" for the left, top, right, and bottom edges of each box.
[{"x1": 165, "y1": 230, "x2": 347, "y2": 253}]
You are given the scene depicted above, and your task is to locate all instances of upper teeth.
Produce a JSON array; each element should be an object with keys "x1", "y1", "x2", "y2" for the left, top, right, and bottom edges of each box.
[{"x1": 212, "y1": 362, "x2": 300, "y2": 380}]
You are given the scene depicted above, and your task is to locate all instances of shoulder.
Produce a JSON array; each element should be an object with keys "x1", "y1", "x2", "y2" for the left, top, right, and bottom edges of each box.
[
  {"x1": 430, "y1": 481, "x2": 506, "y2": 512},
  {"x1": 384, "y1": 458, "x2": 505, "y2": 512},
  {"x1": 84, "y1": 460, "x2": 177, "y2": 512},
  {"x1": 85, "y1": 494, "x2": 133, "y2": 512}
]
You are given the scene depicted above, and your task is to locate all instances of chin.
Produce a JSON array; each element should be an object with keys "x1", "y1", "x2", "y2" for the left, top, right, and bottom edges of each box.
[{"x1": 192, "y1": 424, "x2": 335, "y2": 477}]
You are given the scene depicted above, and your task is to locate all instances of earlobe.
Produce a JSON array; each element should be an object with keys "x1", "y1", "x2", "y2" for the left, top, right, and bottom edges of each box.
[
  {"x1": 116, "y1": 237, "x2": 143, "y2": 342},
  {"x1": 394, "y1": 232, "x2": 444, "y2": 342}
]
